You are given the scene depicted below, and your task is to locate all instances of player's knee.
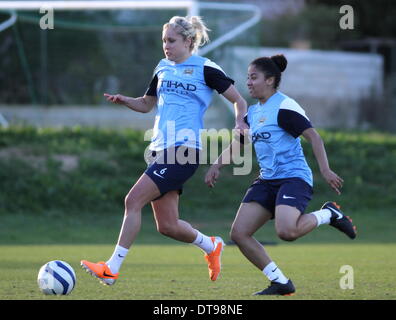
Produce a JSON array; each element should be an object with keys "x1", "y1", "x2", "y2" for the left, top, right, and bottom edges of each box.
[
  {"x1": 124, "y1": 193, "x2": 143, "y2": 213},
  {"x1": 156, "y1": 222, "x2": 177, "y2": 237},
  {"x1": 277, "y1": 229, "x2": 298, "y2": 242},
  {"x1": 124, "y1": 194, "x2": 135, "y2": 211},
  {"x1": 229, "y1": 227, "x2": 247, "y2": 244}
]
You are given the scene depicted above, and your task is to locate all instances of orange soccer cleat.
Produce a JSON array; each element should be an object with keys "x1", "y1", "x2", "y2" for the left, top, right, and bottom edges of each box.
[
  {"x1": 204, "y1": 236, "x2": 225, "y2": 281},
  {"x1": 80, "y1": 260, "x2": 119, "y2": 286}
]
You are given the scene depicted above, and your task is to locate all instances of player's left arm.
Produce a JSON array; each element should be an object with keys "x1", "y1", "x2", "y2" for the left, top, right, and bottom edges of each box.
[
  {"x1": 302, "y1": 128, "x2": 344, "y2": 195},
  {"x1": 203, "y1": 62, "x2": 248, "y2": 132},
  {"x1": 221, "y1": 85, "x2": 249, "y2": 133}
]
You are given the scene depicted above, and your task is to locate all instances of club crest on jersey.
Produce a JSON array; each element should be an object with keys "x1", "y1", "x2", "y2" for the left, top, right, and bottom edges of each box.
[
  {"x1": 183, "y1": 68, "x2": 194, "y2": 75},
  {"x1": 259, "y1": 117, "x2": 266, "y2": 123}
]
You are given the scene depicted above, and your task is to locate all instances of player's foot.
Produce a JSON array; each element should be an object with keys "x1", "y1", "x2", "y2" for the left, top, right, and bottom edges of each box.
[
  {"x1": 80, "y1": 260, "x2": 119, "y2": 286},
  {"x1": 322, "y1": 201, "x2": 357, "y2": 239},
  {"x1": 253, "y1": 279, "x2": 295, "y2": 296},
  {"x1": 204, "y1": 236, "x2": 225, "y2": 281}
]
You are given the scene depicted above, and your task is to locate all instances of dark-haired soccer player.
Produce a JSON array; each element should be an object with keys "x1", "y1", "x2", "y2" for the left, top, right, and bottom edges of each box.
[{"x1": 205, "y1": 54, "x2": 356, "y2": 296}]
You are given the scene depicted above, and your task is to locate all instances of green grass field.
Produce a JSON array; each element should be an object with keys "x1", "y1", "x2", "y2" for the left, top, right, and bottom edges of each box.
[
  {"x1": 1, "y1": 208, "x2": 395, "y2": 300},
  {"x1": 1, "y1": 243, "x2": 395, "y2": 300},
  {"x1": 1, "y1": 127, "x2": 395, "y2": 301}
]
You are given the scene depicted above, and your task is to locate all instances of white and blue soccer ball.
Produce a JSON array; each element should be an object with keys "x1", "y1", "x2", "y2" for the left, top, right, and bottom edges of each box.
[{"x1": 37, "y1": 260, "x2": 76, "y2": 295}]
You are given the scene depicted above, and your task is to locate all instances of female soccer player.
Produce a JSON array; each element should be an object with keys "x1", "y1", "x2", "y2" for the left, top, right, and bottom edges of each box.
[
  {"x1": 80, "y1": 16, "x2": 248, "y2": 285},
  {"x1": 205, "y1": 54, "x2": 357, "y2": 296}
]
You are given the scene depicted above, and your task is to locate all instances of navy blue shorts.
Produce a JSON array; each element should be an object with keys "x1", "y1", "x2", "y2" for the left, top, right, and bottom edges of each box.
[
  {"x1": 242, "y1": 177, "x2": 313, "y2": 218},
  {"x1": 145, "y1": 146, "x2": 200, "y2": 199}
]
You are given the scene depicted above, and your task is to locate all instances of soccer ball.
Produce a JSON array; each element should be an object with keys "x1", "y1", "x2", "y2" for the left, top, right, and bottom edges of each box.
[{"x1": 37, "y1": 260, "x2": 76, "y2": 295}]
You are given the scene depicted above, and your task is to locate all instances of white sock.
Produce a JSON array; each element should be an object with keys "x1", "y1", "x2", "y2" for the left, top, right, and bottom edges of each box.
[
  {"x1": 192, "y1": 230, "x2": 214, "y2": 254},
  {"x1": 263, "y1": 262, "x2": 288, "y2": 284},
  {"x1": 106, "y1": 244, "x2": 129, "y2": 274},
  {"x1": 310, "y1": 208, "x2": 332, "y2": 227}
]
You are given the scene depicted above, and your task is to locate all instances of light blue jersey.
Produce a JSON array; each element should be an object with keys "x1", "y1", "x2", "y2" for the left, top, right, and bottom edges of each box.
[
  {"x1": 245, "y1": 91, "x2": 313, "y2": 186},
  {"x1": 145, "y1": 55, "x2": 234, "y2": 151}
]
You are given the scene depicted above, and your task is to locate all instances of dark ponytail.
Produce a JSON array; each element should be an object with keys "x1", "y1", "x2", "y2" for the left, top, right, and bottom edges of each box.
[
  {"x1": 270, "y1": 54, "x2": 287, "y2": 72},
  {"x1": 250, "y1": 54, "x2": 288, "y2": 89}
]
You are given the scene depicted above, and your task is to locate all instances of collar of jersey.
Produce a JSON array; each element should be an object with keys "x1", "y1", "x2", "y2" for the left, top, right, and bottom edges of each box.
[
  {"x1": 164, "y1": 55, "x2": 200, "y2": 66},
  {"x1": 257, "y1": 91, "x2": 281, "y2": 106}
]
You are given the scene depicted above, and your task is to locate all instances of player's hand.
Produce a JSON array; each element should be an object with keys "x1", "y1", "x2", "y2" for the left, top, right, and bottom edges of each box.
[
  {"x1": 205, "y1": 165, "x2": 221, "y2": 188},
  {"x1": 104, "y1": 93, "x2": 127, "y2": 105},
  {"x1": 321, "y1": 168, "x2": 344, "y2": 195},
  {"x1": 234, "y1": 120, "x2": 249, "y2": 145},
  {"x1": 235, "y1": 119, "x2": 249, "y2": 133}
]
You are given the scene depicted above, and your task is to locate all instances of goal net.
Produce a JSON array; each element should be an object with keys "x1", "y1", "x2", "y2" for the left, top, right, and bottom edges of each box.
[{"x1": 0, "y1": 1, "x2": 260, "y2": 106}]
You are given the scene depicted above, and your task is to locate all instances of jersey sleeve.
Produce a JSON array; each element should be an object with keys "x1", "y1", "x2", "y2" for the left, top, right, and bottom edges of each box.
[
  {"x1": 239, "y1": 113, "x2": 250, "y2": 144},
  {"x1": 277, "y1": 99, "x2": 313, "y2": 138},
  {"x1": 203, "y1": 60, "x2": 235, "y2": 94},
  {"x1": 144, "y1": 74, "x2": 158, "y2": 97},
  {"x1": 243, "y1": 113, "x2": 249, "y2": 126}
]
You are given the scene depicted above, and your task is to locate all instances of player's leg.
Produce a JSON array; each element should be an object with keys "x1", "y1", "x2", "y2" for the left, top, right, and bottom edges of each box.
[
  {"x1": 81, "y1": 173, "x2": 161, "y2": 285},
  {"x1": 151, "y1": 191, "x2": 224, "y2": 281},
  {"x1": 274, "y1": 202, "x2": 355, "y2": 244},
  {"x1": 230, "y1": 201, "x2": 294, "y2": 296},
  {"x1": 273, "y1": 177, "x2": 317, "y2": 241},
  {"x1": 234, "y1": 179, "x2": 297, "y2": 296},
  {"x1": 231, "y1": 202, "x2": 295, "y2": 296},
  {"x1": 230, "y1": 202, "x2": 273, "y2": 270},
  {"x1": 151, "y1": 190, "x2": 197, "y2": 243},
  {"x1": 274, "y1": 203, "x2": 357, "y2": 241},
  {"x1": 275, "y1": 176, "x2": 356, "y2": 240},
  {"x1": 274, "y1": 205, "x2": 317, "y2": 241},
  {"x1": 118, "y1": 173, "x2": 161, "y2": 247}
]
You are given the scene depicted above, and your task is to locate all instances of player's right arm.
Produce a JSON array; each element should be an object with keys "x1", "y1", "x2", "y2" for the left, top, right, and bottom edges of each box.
[
  {"x1": 205, "y1": 111, "x2": 250, "y2": 188},
  {"x1": 205, "y1": 134, "x2": 249, "y2": 188},
  {"x1": 104, "y1": 93, "x2": 157, "y2": 113}
]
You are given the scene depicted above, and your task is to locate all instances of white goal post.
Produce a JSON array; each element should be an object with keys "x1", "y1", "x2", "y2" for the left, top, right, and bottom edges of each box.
[
  {"x1": 0, "y1": 1, "x2": 261, "y2": 116},
  {"x1": 0, "y1": 0, "x2": 261, "y2": 55}
]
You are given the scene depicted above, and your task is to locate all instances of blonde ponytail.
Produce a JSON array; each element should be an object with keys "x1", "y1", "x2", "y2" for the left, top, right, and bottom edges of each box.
[
  {"x1": 189, "y1": 16, "x2": 210, "y2": 51},
  {"x1": 163, "y1": 16, "x2": 210, "y2": 53}
]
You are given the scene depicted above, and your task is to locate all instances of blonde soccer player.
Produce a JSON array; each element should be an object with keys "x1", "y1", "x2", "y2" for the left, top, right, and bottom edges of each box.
[{"x1": 81, "y1": 16, "x2": 248, "y2": 285}]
